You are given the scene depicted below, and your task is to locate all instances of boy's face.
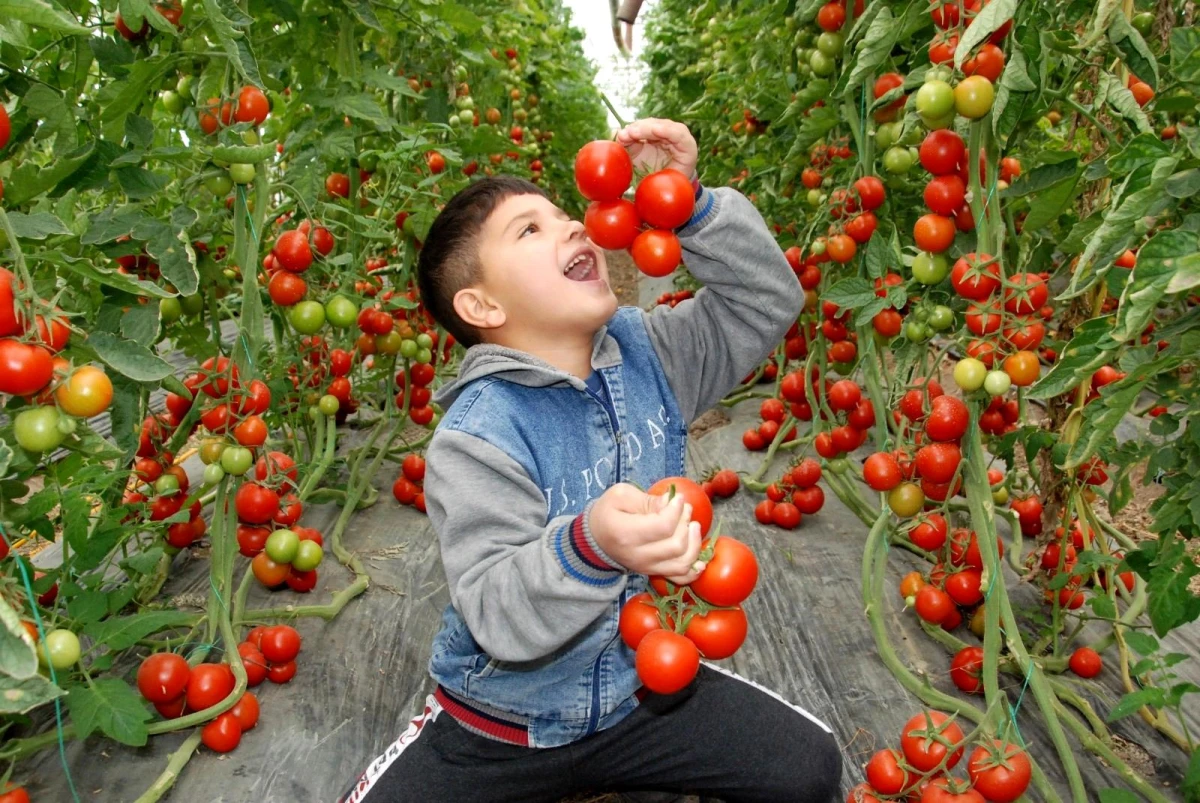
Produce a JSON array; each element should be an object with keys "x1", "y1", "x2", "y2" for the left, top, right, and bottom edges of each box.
[{"x1": 472, "y1": 192, "x2": 617, "y2": 342}]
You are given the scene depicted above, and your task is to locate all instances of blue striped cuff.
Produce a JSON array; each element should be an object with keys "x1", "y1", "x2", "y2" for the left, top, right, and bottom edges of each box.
[
  {"x1": 552, "y1": 502, "x2": 623, "y2": 586},
  {"x1": 678, "y1": 187, "x2": 716, "y2": 234}
]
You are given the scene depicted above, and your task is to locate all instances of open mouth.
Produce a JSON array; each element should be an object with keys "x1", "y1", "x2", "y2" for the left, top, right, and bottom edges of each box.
[{"x1": 562, "y1": 247, "x2": 600, "y2": 282}]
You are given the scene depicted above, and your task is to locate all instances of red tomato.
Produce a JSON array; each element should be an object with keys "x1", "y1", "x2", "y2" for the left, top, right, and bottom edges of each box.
[
  {"x1": 137, "y1": 653, "x2": 191, "y2": 704},
  {"x1": 237, "y1": 642, "x2": 268, "y2": 687},
  {"x1": 186, "y1": 663, "x2": 235, "y2": 712},
  {"x1": 791, "y1": 485, "x2": 825, "y2": 515},
  {"x1": 914, "y1": 586, "x2": 953, "y2": 624},
  {"x1": 771, "y1": 501, "x2": 801, "y2": 530},
  {"x1": 230, "y1": 692, "x2": 260, "y2": 731},
  {"x1": 1069, "y1": 646, "x2": 1102, "y2": 678},
  {"x1": 900, "y1": 710, "x2": 965, "y2": 772},
  {"x1": 967, "y1": 741, "x2": 1032, "y2": 803},
  {"x1": 688, "y1": 536, "x2": 758, "y2": 605},
  {"x1": 865, "y1": 748, "x2": 913, "y2": 796},
  {"x1": 963, "y1": 43, "x2": 1005, "y2": 82},
  {"x1": 635, "y1": 629, "x2": 699, "y2": 694},
  {"x1": 235, "y1": 482, "x2": 280, "y2": 524},
  {"x1": 923, "y1": 174, "x2": 966, "y2": 216},
  {"x1": 791, "y1": 458, "x2": 822, "y2": 488},
  {"x1": 945, "y1": 570, "x2": 983, "y2": 606},
  {"x1": 854, "y1": 176, "x2": 886, "y2": 211},
  {"x1": 259, "y1": 625, "x2": 301, "y2": 663},
  {"x1": 267, "y1": 660, "x2": 298, "y2": 684},
  {"x1": 630, "y1": 229, "x2": 681, "y2": 277},
  {"x1": 635, "y1": 169, "x2": 694, "y2": 229},
  {"x1": 913, "y1": 214, "x2": 956, "y2": 253},
  {"x1": 684, "y1": 606, "x2": 747, "y2": 659},
  {"x1": 817, "y1": 1, "x2": 846, "y2": 31},
  {"x1": 910, "y1": 513, "x2": 948, "y2": 551},
  {"x1": 951, "y1": 252, "x2": 1001, "y2": 300},
  {"x1": 201, "y1": 711, "x2": 242, "y2": 753},
  {"x1": 915, "y1": 442, "x2": 961, "y2": 483},
  {"x1": 574, "y1": 141, "x2": 633, "y2": 202},
  {"x1": 951, "y1": 645, "x2": 985, "y2": 693},
  {"x1": 919, "y1": 130, "x2": 966, "y2": 175},
  {"x1": 585, "y1": 199, "x2": 641, "y2": 250},
  {"x1": 647, "y1": 477, "x2": 714, "y2": 538},
  {"x1": 864, "y1": 452, "x2": 903, "y2": 491},
  {"x1": 251, "y1": 552, "x2": 290, "y2": 587},
  {"x1": 619, "y1": 592, "x2": 664, "y2": 650},
  {"x1": 925, "y1": 395, "x2": 969, "y2": 442}
]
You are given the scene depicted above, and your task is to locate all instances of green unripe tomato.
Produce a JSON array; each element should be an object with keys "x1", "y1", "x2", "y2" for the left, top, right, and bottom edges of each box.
[
  {"x1": 180, "y1": 294, "x2": 204, "y2": 316},
  {"x1": 57, "y1": 416, "x2": 76, "y2": 436},
  {"x1": 220, "y1": 445, "x2": 253, "y2": 476},
  {"x1": 14, "y1": 407, "x2": 66, "y2": 453},
  {"x1": 229, "y1": 163, "x2": 256, "y2": 184},
  {"x1": 265, "y1": 529, "x2": 300, "y2": 564},
  {"x1": 291, "y1": 539, "x2": 324, "y2": 571},
  {"x1": 416, "y1": 332, "x2": 433, "y2": 350},
  {"x1": 162, "y1": 90, "x2": 185, "y2": 114},
  {"x1": 905, "y1": 321, "x2": 930, "y2": 342},
  {"x1": 289, "y1": 300, "x2": 326, "y2": 334},
  {"x1": 984, "y1": 370, "x2": 1013, "y2": 396},
  {"x1": 1131, "y1": 11, "x2": 1155, "y2": 35},
  {"x1": 810, "y1": 51, "x2": 836, "y2": 77},
  {"x1": 325, "y1": 295, "x2": 358, "y2": 329},
  {"x1": 927, "y1": 305, "x2": 954, "y2": 331},
  {"x1": 203, "y1": 463, "x2": 226, "y2": 486},
  {"x1": 920, "y1": 111, "x2": 956, "y2": 131},
  {"x1": 200, "y1": 438, "x2": 226, "y2": 465},
  {"x1": 925, "y1": 66, "x2": 953, "y2": 83},
  {"x1": 954, "y1": 358, "x2": 988, "y2": 391},
  {"x1": 992, "y1": 485, "x2": 1009, "y2": 505},
  {"x1": 816, "y1": 32, "x2": 844, "y2": 58},
  {"x1": 911, "y1": 252, "x2": 949, "y2": 284},
  {"x1": 375, "y1": 331, "x2": 403, "y2": 355},
  {"x1": 807, "y1": 189, "x2": 824, "y2": 207},
  {"x1": 915, "y1": 80, "x2": 955, "y2": 119},
  {"x1": 794, "y1": 29, "x2": 813, "y2": 47},
  {"x1": 954, "y1": 76, "x2": 995, "y2": 119},
  {"x1": 154, "y1": 474, "x2": 180, "y2": 496},
  {"x1": 448, "y1": 114, "x2": 462, "y2": 129},
  {"x1": 205, "y1": 173, "x2": 234, "y2": 195},
  {"x1": 827, "y1": 457, "x2": 850, "y2": 475},
  {"x1": 159, "y1": 296, "x2": 182, "y2": 323},
  {"x1": 883, "y1": 146, "x2": 914, "y2": 174},
  {"x1": 40, "y1": 629, "x2": 81, "y2": 671},
  {"x1": 318, "y1": 394, "x2": 340, "y2": 416},
  {"x1": 400, "y1": 339, "x2": 419, "y2": 359},
  {"x1": 875, "y1": 121, "x2": 901, "y2": 149},
  {"x1": 416, "y1": 348, "x2": 433, "y2": 365}
]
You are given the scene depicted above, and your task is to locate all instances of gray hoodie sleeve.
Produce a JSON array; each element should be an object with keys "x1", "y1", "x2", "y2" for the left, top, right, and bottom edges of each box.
[
  {"x1": 642, "y1": 186, "x2": 803, "y2": 424},
  {"x1": 424, "y1": 428, "x2": 627, "y2": 663}
]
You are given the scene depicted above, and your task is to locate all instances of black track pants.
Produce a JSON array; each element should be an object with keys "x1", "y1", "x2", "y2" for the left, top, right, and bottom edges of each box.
[{"x1": 338, "y1": 663, "x2": 842, "y2": 803}]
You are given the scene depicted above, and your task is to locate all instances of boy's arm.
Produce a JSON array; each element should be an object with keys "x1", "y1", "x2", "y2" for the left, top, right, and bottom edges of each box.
[
  {"x1": 424, "y1": 429, "x2": 627, "y2": 663},
  {"x1": 641, "y1": 186, "x2": 803, "y2": 423}
]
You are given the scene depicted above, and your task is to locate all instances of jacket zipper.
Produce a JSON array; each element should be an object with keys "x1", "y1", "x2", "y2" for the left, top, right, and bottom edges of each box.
[{"x1": 586, "y1": 371, "x2": 621, "y2": 736}]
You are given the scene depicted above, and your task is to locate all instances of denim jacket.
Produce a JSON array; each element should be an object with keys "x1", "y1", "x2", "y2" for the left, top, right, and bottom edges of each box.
[{"x1": 423, "y1": 187, "x2": 802, "y2": 748}]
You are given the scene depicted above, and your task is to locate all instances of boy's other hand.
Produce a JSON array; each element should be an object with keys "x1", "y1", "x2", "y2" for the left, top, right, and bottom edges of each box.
[
  {"x1": 615, "y1": 118, "x2": 698, "y2": 182},
  {"x1": 589, "y1": 483, "x2": 707, "y2": 585}
]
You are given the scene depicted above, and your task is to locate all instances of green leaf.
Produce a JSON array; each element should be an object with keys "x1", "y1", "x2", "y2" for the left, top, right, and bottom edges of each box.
[
  {"x1": 1167, "y1": 169, "x2": 1200, "y2": 199},
  {"x1": 120, "y1": 547, "x2": 166, "y2": 576},
  {"x1": 199, "y1": 0, "x2": 262, "y2": 87},
  {"x1": 342, "y1": 0, "x2": 381, "y2": 30},
  {"x1": 1097, "y1": 790, "x2": 1141, "y2": 803},
  {"x1": 82, "y1": 611, "x2": 194, "y2": 652},
  {"x1": 98, "y1": 59, "x2": 175, "y2": 141},
  {"x1": 115, "y1": 166, "x2": 170, "y2": 200},
  {"x1": 1024, "y1": 173, "x2": 1081, "y2": 231},
  {"x1": 1171, "y1": 27, "x2": 1200, "y2": 88},
  {"x1": 1106, "y1": 133, "x2": 1173, "y2": 176},
  {"x1": 1107, "y1": 687, "x2": 1166, "y2": 722},
  {"x1": 0, "y1": 598, "x2": 37, "y2": 679},
  {"x1": 42, "y1": 251, "x2": 172, "y2": 299},
  {"x1": 5, "y1": 211, "x2": 72, "y2": 240},
  {"x1": 1108, "y1": 12, "x2": 1158, "y2": 89},
  {"x1": 22, "y1": 84, "x2": 77, "y2": 149},
  {"x1": 1148, "y1": 570, "x2": 1200, "y2": 637},
  {"x1": 1066, "y1": 378, "x2": 1149, "y2": 468},
  {"x1": 439, "y1": 1, "x2": 484, "y2": 35},
  {"x1": 61, "y1": 491, "x2": 92, "y2": 565},
  {"x1": 1003, "y1": 155, "x2": 1079, "y2": 198},
  {"x1": 145, "y1": 227, "x2": 198, "y2": 296},
  {"x1": 66, "y1": 589, "x2": 109, "y2": 625},
  {"x1": 1182, "y1": 748, "x2": 1200, "y2": 802},
  {"x1": 0, "y1": 0, "x2": 89, "y2": 34},
  {"x1": 87, "y1": 331, "x2": 174, "y2": 382},
  {"x1": 1089, "y1": 594, "x2": 1117, "y2": 620},
  {"x1": 319, "y1": 94, "x2": 391, "y2": 129},
  {"x1": 120, "y1": 302, "x2": 160, "y2": 347},
  {"x1": 66, "y1": 678, "x2": 150, "y2": 746},
  {"x1": 1116, "y1": 228, "x2": 1200, "y2": 340},
  {"x1": 954, "y1": 0, "x2": 1018, "y2": 70},
  {"x1": 1100, "y1": 71, "x2": 1153, "y2": 135},
  {"x1": 837, "y1": 6, "x2": 895, "y2": 95},
  {"x1": 1027, "y1": 319, "x2": 1115, "y2": 399},
  {"x1": 1083, "y1": 0, "x2": 1123, "y2": 48},
  {"x1": 1124, "y1": 630, "x2": 1160, "y2": 656},
  {"x1": 822, "y1": 277, "x2": 876, "y2": 310},
  {"x1": 0, "y1": 673, "x2": 67, "y2": 715},
  {"x1": 89, "y1": 37, "x2": 135, "y2": 75},
  {"x1": 3, "y1": 142, "x2": 95, "y2": 206}
]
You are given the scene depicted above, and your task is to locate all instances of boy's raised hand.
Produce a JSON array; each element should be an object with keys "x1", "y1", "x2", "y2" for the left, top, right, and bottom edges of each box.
[
  {"x1": 615, "y1": 118, "x2": 698, "y2": 181},
  {"x1": 589, "y1": 483, "x2": 707, "y2": 585}
]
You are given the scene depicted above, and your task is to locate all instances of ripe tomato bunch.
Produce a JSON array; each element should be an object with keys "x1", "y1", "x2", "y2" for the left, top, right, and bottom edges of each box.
[
  {"x1": 618, "y1": 478, "x2": 759, "y2": 695},
  {"x1": 395, "y1": 360, "x2": 438, "y2": 426},
  {"x1": 901, "y1": 518, "x2": 1005, "y2": 634},
  {"x1": 653, "y1": 288, "x2": 694, "y2": 308},
  {"x1": 755, "y1": 457, "x2": 825, "y2": 530},
  {"x1": 814, "y1": 173, "x2": 886, "y2": 266},
  {"x1": 392, "y1": 453, "x2": 427, "y2": 514},
  {"x1": 574, "y1": 140, "x2": 695, "y2": 277},
  {"x1": 743, "y1": 396, "x2": 799, "y2": 452},
  {"x1": 857, "y1": 710, "x2": 1030, "y2": 803},
  {"x1": 699, "y1": 467, "x2": 740, "y2": 501},
  {"x1": 812, "y1": 377, "x2": 874, "y2": 459}
]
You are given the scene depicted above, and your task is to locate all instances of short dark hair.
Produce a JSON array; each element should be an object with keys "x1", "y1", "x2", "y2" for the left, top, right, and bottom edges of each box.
[{"x1": 417, "y1": 176, "x2": 548, "y2": 348}]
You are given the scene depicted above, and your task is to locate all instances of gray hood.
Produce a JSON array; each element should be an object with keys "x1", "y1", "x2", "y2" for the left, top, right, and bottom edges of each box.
[{"x1": 433, "y1": 324, "x2": 622, "y2": 408}]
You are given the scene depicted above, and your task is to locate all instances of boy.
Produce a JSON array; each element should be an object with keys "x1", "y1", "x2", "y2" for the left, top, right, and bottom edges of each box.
[{"x1": 340, "y1": 119, "x2": 842, "y2": 802}]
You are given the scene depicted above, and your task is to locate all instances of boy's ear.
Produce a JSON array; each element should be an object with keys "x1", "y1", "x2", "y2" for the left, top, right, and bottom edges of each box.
[{"x1": 453, "y1": 286, "x2": 506, "y2": 332}]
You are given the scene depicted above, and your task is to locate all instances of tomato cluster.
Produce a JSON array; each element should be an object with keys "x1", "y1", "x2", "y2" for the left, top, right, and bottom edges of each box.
[
  {"x1": 652, "y1": 288, "x2": 694, "y2": 308},
  {"x1": 391, "y1": 453, "x2": 427, "y2": 514},
  {"x1": 857, "y1": 709, "x2": 1030, "y2": 803},
  {"x1": 198, "y1": 84, "x2": 271, "y2": 137},
  {"x1": 617, "y1": 478, "x2": 759, "y2": 695},
  {"x1": 755, "y1": 457, "x2": 825, "y2": 530},
  {"x1": 574, "y1": 140, "x2": 694, "y2": 277},
  {"x1": 699, "y1": 468, "x2": 739, "y2": 501}
]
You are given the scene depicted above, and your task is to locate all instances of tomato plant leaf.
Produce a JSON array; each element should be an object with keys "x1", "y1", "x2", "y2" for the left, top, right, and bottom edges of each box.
[
  {"x1": 121, "y1": 302, "x2": 161, "y2": 347},
  {"x1": 1124, "y1": 631, "x2": 1160, "y2": 656},
  {"x1": 4, "y1": 142, "x2": 95, "y2": 206},
  {"x1": 82, "y1": 611, "x2": 195, "y2": 652},
  {"x1": 0, "y1": 0, "x2": 89, "y2": 34},
  {"x1": 66, "y1": 678, "x2": 150, "y2": 746},
  {"x1": 1066, "y1": 378, "x2": 1148, "y2": 469},
  {"x1": 1167, "y1": 168, "x2": 1200, "y2": 200},
  {"x1": 1099, "y1": 71, "x2": 1153, "y2": 135},
  {"x1": 42, "y1": 251, "x2": 173, "y2": 299},
  {"x1": 115, "y1": 166, "x2": 171, "y2": 200},
  {"x1": 1106, "y1": 687, "x2": 1166, "y2": 722},
  {"x1": 22, "y1": 84, "x2": 77, "y2": 149},
  {"x1": 1108, "y1": 13, "x2": 1158, "y2": 90},
  {"x1": 61, "y1": 490, "x2": 93, "y2": 565},
  {"x1": 145, "y1": 227, "x2": 199, "y2": 296},
  {"x1": 993, "y1": 47, "x2": 1038, "y2": 142},
  {"x1": 1026, "y1": 319, "x2": 1114, "y2": 400},
  {"x1": 1171, "y1": 27, "x2": 1200, "y2": 88},
  {"x1": 0, "y1": 673, "x2": 67, "y2": 715},
  {"x1": 118, "y1": 0, "x2": 178, "y2": 35},
  {"x1": 0, "y1": 598, "x2": 38, "y2": 679},
  {"x1": 1002, "y1": 154, "x2": 1079, "y2": 198},
  {"x1": 1024, "y1": 172, "x2": 1081, "y2": 231},
  {"x1": 66, "y1": 588, "x2": 110, "y2": 626},
  {"x1": 954, "y1": 0, "x2": 1018, "y2": 71},
  {"x1": 1082, "y1": 0, "x2": 1123, "y2": 48},
  {"x1": 1147, "y1": 566, "x2": 1200, "y2": 637},
  {"x1": 98, "y1": 58, "x2": 177, "y2": 141},
  {"x1": 1107, "y1": 132, "x2": 1174, "y2": 176},
  {"x1": 1115, "y1": 228, "x2": 1200, "y2": 341},
  {"x1": 199, "y1": 0, "x2": 263, "y2": 87},
  {"x1": 1089, "y1": 594, "x2": 1117, "y2": 621},
  {"x1": 836, "y1": 5, "x2": 892, "y2": 96},
  {"x1": 5, "y1": 211, "x2": 72, "y2": 240},
  {"x1": 87, "y1": 331, "x2": 174, "y2": 382}
]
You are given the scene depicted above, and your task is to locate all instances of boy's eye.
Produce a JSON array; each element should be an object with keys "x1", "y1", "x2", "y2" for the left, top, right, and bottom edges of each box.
[{"x1": 520, "y1": 223, "x2": 537, "y2": 237}]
